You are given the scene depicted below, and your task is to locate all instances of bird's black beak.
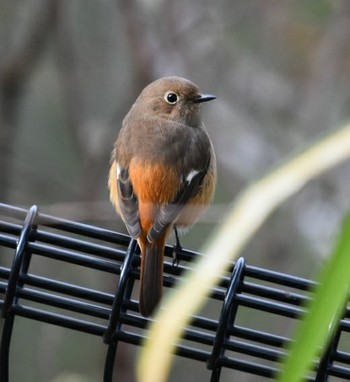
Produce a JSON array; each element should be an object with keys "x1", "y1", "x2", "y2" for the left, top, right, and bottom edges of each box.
[{"x1": 193, "y1": 94, "x2": 216, "y2": 103}]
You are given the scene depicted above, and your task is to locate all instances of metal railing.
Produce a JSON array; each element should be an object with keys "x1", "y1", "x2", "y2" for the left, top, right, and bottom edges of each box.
[{"x1": 0, "y1": 203, "x2": 349, "y2": 381}]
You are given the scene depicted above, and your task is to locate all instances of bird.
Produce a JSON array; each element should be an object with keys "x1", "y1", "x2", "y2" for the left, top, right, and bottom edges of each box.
[{"x1": 108, "y1": 76, "x2": 216, "y2": 317}]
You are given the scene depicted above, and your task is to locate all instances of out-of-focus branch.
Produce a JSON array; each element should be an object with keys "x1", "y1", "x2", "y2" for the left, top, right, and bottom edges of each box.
[
  {"x1": 53, "y1": 3, "x2": 107, "y2": 204},
  {"x1": 117, "y1": 0, "x2": 156, "y2": 86},
  {"x1": 0, "y1": 0, "x2": 58, "y2": 200},
  {"x1": 53, "y1": 3, "x2": 85, "y2": 160},
  {"x1": 297, "y1": 1, "x2": 350, "y2": 133}
]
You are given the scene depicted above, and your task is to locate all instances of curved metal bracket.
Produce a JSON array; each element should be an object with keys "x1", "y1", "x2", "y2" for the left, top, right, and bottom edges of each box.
[
  {"x1": 103, "y1": 238, "x2": 138, "y2": 382},
  {"x1": 207, "y1": 257, "x2": 246, "y2": 382},
  {"x1": 1, "y1": 205, "x2": 38, "y2": 318},
  {"x1": 0, "y1": 205, "x2": 38, "y2": 382},
  {"x1": 315, "y1": 328, "x2": 341, "y2": 381}
]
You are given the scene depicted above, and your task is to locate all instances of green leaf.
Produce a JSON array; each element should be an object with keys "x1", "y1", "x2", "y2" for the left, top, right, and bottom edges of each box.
[{"x1": 278, "y1": 213, "x2": 350, "y2": 381}]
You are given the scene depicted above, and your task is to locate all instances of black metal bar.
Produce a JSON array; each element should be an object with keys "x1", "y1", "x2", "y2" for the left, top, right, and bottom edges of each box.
[
  {"x1": 0, "y1": 203, "x2": 130, "y2": 246},
  {"x1": 236, "y1": 294, "x2": 305, "y2": 318},
  {"x1": 244, "y1": 265, "x2": 315, "y2": 291},
  {"x1": 8, "y1": 304, "x2": 106, "y2": 336}
]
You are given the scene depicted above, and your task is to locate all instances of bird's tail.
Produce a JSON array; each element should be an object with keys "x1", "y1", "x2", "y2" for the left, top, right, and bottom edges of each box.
[{"x1": 139, "y1": 240, "x2": 165, "y2": 317}]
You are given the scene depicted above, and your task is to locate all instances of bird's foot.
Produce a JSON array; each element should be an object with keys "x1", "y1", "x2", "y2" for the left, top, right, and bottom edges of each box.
[{"x1": 172, "y1": 227, "x2": 182, "y2": 267}]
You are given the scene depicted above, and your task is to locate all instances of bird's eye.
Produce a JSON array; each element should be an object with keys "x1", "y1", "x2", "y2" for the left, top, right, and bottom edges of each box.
[{"x1": 164, "y1": 92, "x2": 178, "y2": 104}]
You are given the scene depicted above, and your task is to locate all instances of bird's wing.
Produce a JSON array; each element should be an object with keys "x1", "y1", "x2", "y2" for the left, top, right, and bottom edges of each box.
[
  {"x1": 147, "y1": 158, "x2": 210, "y2": 243},
  {"x1": 117, "y1": 166, "x2": 142, "y2": 238}
]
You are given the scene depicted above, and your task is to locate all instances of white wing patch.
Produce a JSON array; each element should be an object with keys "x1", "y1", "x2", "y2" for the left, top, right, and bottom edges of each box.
[
  {"x1": 186, "y1": 169, "x2": 200, "y2": 182},
  {"x1": 116, "y1": 162, "x2": 121, "y2": 179}
]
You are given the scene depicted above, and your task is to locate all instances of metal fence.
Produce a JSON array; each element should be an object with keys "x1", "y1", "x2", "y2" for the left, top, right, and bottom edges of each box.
[{"x1": 0, "y1": 203, "x2": 349, "y2": 381}]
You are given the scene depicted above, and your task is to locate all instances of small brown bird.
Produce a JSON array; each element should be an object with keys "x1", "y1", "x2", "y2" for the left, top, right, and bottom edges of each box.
[{"x1": 108, "y1": 76, "x2": 216, "y2": 317}]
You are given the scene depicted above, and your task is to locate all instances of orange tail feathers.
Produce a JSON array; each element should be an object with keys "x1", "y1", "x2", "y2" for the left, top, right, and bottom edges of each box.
[{"x1": 139, "y1": 239, "x2": 165, "y2": 317}]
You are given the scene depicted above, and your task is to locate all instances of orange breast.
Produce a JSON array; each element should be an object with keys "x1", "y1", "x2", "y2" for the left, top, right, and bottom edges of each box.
[
  {"x1": 129, "y1": 160, "x2": 180, "y2": 204},
  {"x1": 129, "y1": 160, "x2": 181, "y2": 233}
]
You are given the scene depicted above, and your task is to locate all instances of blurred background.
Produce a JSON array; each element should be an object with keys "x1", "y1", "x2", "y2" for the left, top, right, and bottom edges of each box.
[{"x1": 1, "y1": 0, "x2": 350, "y2": 381}]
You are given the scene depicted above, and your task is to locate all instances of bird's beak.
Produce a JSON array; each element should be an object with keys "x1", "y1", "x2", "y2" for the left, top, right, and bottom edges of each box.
[{"x1": 193, "y1": 94, "x2": 216, "y2": 103}]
